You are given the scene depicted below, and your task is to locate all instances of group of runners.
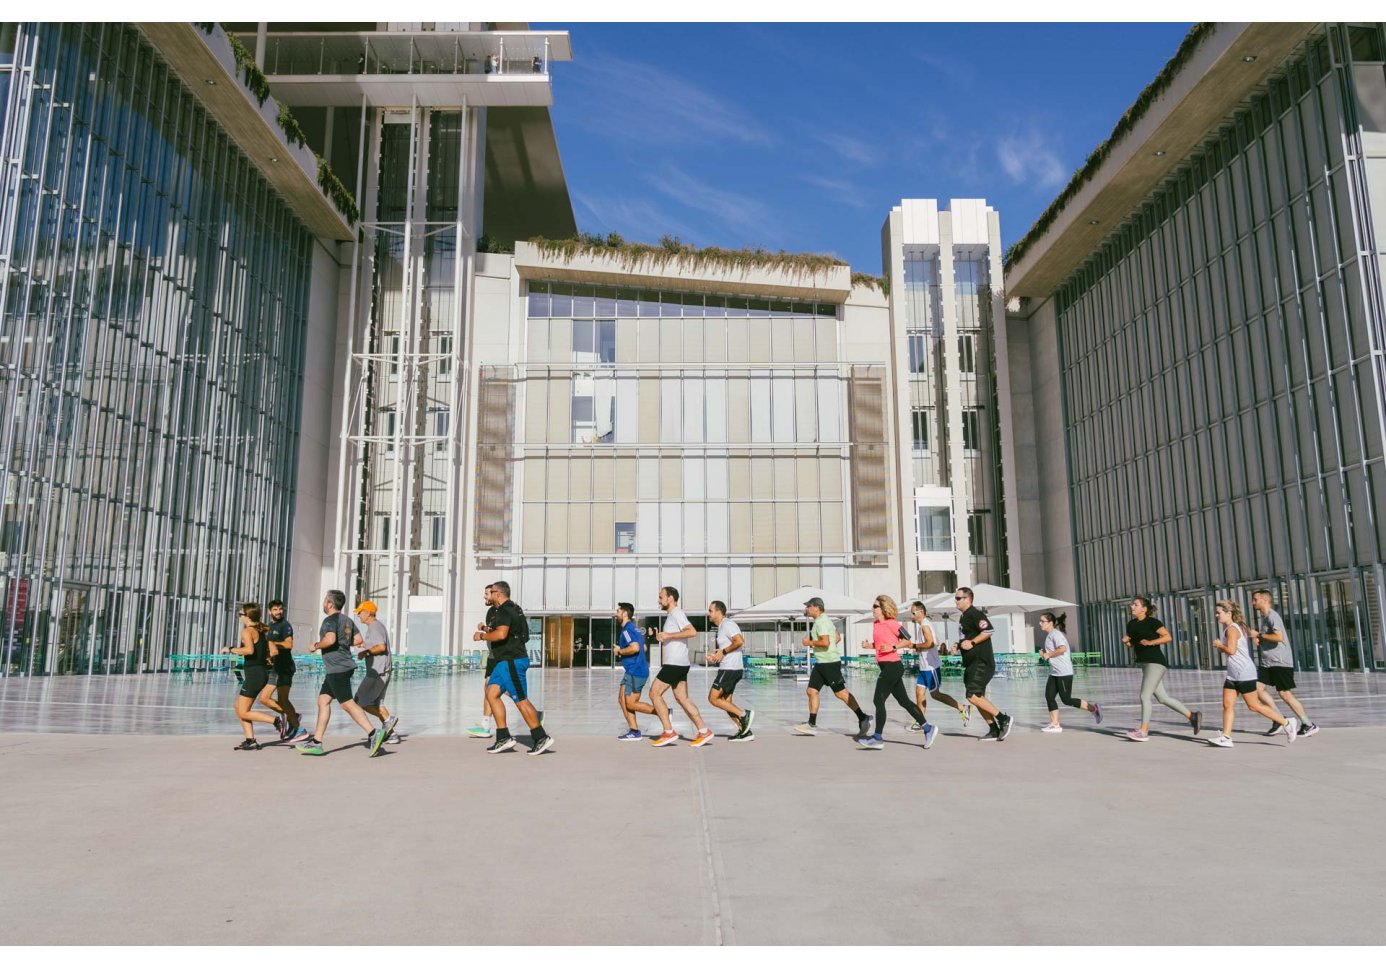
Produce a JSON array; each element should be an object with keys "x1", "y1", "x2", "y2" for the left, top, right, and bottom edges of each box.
[{"x1": 230, "y1": 581, "x2": 1320, "y2": 754}]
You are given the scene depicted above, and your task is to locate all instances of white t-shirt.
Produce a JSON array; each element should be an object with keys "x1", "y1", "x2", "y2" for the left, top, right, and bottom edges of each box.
[
  {"x1": 1044, "y1": 629, "x2": 1073, "y2": 677},
  {"x1": 715, "y1": 618, "x2": 744, "y2": 670},
  {"x1": 662, "y1": 607, "x2": 693, "y2": 666},
  {"x1": 913, "y1": 622, "x2": 941, "y2": 671},
  {"x1": 1224, "y1": 624, "x2": 1258, "y2": 682}
]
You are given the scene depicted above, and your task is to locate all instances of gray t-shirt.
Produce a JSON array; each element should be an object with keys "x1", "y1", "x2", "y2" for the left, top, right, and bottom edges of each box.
[
  {"x1": 319, "y1": 613, "x2": 359, "y2": 674},
  {"x1": 361, "y1": 620, "x2": 392, "y2": 679},
  {"x1": 1257, "y1": 609, "x2": 1293, "y2": 668}
]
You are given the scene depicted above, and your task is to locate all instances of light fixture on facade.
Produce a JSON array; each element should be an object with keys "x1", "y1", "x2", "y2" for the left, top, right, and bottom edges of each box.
[
  {"x1": 205, "y1": 78, "x2": 217, "y2": 85},
  {"x1": 1243, "y1": 54, "x2": 1258, "y2": 63},
  {"x1": 269, "y1": 156, "x2": 278, "y2": 163},
  {"x1": 1154, "y1": 150, "x2": 1167, "y2": 157},
  {"x1": 1088, "y1": 219, "x2": 1100, "y2": 225}
]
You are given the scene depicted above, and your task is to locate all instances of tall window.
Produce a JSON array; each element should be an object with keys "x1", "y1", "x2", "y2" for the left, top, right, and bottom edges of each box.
[
  {"x1": 958, "y1": 333, "x2": 976, "y2": 378},
  {"x1": 912, "y1": 409, "x2": 929, "y2": 452},
  {"x1": 961, "y1": 408, "x2": 981, "y2": 451},
  {"x1": 968, "y1": 512, "x2": 987, "y2": 556},
  {"x1": 908, "y1": 333, "x2": 928, "y2": 374},
  {"x1": 918, "y1": 507, "x2": 952, "y2": 553},
  {"x1": 614, "y1": 522, "x2": 635, "y2": 553}
]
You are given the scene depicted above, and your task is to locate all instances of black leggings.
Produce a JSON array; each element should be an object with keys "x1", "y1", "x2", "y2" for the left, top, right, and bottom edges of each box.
[
  {"x1": 874, "y1": 662, "x2": 925, "y2": 733},
  {"x1": 1045, "y1": 675, "x2": 1085, "y2": 712}
]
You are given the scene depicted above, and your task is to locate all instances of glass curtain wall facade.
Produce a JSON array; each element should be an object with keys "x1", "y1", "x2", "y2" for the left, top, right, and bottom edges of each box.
[
  {"x1": 0, "y1": 24, "x2": 312, "y2": 676},
  {"x1": 473, "y1": 281, "x2": 887, "y2": 665},
  {"x1": 1057, "y1": 26, "x2": 1386, "y2": 671}
]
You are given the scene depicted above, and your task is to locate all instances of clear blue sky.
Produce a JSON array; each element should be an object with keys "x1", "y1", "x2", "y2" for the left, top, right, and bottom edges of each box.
[{"x1": 533, "y1": 22, "x2": 1193, "y2": 271}]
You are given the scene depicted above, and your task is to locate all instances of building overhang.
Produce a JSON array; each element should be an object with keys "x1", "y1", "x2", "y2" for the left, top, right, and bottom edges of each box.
[
  {"x1": 513, "y1": 242, "x2": 855, "y2": 302},
  {"x1": 483, "y1": 107, "x2": 578, "y2": 243},
  {"x1": 1005, "y1": 22, "x2": 1319, "y2": 301},
  {"x1": 137, "y1": 23, "x2": 355, "y2": 242}
]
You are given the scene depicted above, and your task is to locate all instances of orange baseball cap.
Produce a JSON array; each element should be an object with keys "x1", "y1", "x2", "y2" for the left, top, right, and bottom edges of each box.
[{"x1": 354, "y1": 601, "x2": 378, "y2": 615}]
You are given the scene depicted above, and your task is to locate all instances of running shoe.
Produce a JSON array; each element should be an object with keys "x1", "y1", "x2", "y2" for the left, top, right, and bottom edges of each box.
[
  {"x1": 1264, "y1": 722, "x2": 1282, "y2": 737},
  {"x1": 1125, "y1": 728, "x2": 1149, "y2": 742},
  {"x1": 996, "y1": 713, "x2": 1013, "y2": 741},
  {"x1": 729, "y1": 731, "x2": 756, "y2": 743},
  {"x1": 853, "y1": 717, "x2": 873, "y2": 740},
  {"x1": 368, "y1": 728, "x2": 387, "y2": 758},
  {"x1": 285, "y1": 727, "x2": 308, "y2": 743},
  {"x1": 467, "y1": 723, "x2": 494, "y2": 739},
  {"x1": 1284, "y1": 717, "x2": 1299, "y2": 744},
  {"x1": 739, "y1": 710, "x2": 755, "y2": 735},
  {"x1": 1090, "y1": 702, "x2": 1103, "y2": 725},
  {"x1": 486, "y1": 736, "x2": 516, "y2": 754},
  {"x1": 1207, "y1": 734, "x2": 1234, "y2": 748},
  {"x1": 980, "y1": 726, "x2": 1001, "y2": 742},
  {"x1": 617, "y1": 729, "x2": 643, "y2": 742},
  {"x1": 793, "y1": 722, "x2": 819, "y2": 735},
  {"x1": 1190, "y1": 711, "x2": 1202, "y2": 736},
  {"x1": 381, "y1": 715, "x2": 399, "y2": 744},
  {"x1": 1041, "y1": 724, "x2": 1063, "y2": 733},
  {"x1": 905, "y1": 722, "x2": 923, "y2": 732},
  {"x1": 234, "y1": 738, "x2": 260, "y2": 751},
  {"x1": 922, "y1": 723, "x2": 939, "y2": 749},
  {"x1": 690, "y1": 729, "x2": 714, "y2": 748},
  {"x1": 275, "y1": 716, "x2": 288, "y2": 741},
  {"x1": 651, "y1": 731, "x2": 679, "y2": 747},
  {"x1": 960, "y1": 704, "x2": 972, "y2": 726},
  {"x1": 528, "y1": 735, "x2": 555, "y2": 756},
  {"x1": 386, "y1": 733, "x2": 402, "y2": 744},
  {"x1": 1301, "y1": 723, "x2": 1319, "y2": 737},
  {"x1": 857, "y1": 735, "x2": 884, "y2": 749},
  {"x1": 299, "y1": 738, "x2": 325, "y2": 756}
]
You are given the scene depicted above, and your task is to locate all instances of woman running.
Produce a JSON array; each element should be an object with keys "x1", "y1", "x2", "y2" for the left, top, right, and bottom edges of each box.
[
  {"x1": 228, "y1": 602, "x2": 281, "y2": 751},
  {"x1": 1208, "y1": 600, "x2": 1297, "y2": 748},
  {"x1": 858, "y1": 596, "x2": 932, "y2": 749},
  {"x1": 1123, "y1": 596, "x2": 1200, "y2": 742},
  {"x1": 906, "y1": 601, "x2": 969, "y2": 729},
  {"x1": 1038, "y1": 611, "x2": 1101, "y2": 733}
]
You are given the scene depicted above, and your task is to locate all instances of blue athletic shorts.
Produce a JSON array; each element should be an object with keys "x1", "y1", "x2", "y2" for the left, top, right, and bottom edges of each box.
[
  {"x1": 487, "y1": 656, "x2": 530, "y2": 702},
  {"x1": 916, "y1": 668, "x2": 941, "y2": 692},
  {"x1": 621, "y1": 672, "x2": 648, "y2": 696}
]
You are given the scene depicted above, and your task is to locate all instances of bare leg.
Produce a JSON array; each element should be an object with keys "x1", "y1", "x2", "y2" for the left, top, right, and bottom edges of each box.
[
  {"x1": 488, "y1": 683, "x2": 508, "y2": 731},
  {"x1": 708, "y1": 688, "x2": 743, "y2": 723},
  {"x1": 312, "y1": 693, "x2": 333, "y2": 741},
  {"x1": 833, "y1": 688, "x2": 865, "y2": 714},
  {"x1": 650, "y1": 679, "x2": 674, "y2": 733},
  {"x1": 1243, "y1": 691, "x2": 1288, "y2": 726},
  {"x1": 619, "y1": 685, "x2": 637, "y2": 730},
  {"x1": 257, "y1": 683, "x2": 284, "y2": 716},
  {"x1": 806, "y1": 685, "x2": 821, "y2": 717},
  {"x1": 277, "y1": 685, "x2": 299, "y2": 727},
  {"x1": 1221, "y1": 689, "x2": 1236, "y2": 736},
  {"x1": 339, "y1": 699, "x2": 375, "y2": 737},
  {"x1": 1255, "y1": 683, "x2": 1282, "y2": 717},
  {"x1": 968, "y1": 693, "x2": 999, "y2": 724},
  {"x1": 930, "y1": 689, "x2": 965, "y2": 712},
  {"x1": 1277, "y1": 688, "x2": 1310, "y2": 723},
  {"x1": 672, "y1": 681, "x2": 708, "y2": 732},
  {"x1": 514, "y1": 697, "x2": 542, "y2": 730},
  {"x1": 915, "y1": 685, "x2": 929, "y2": 723}
]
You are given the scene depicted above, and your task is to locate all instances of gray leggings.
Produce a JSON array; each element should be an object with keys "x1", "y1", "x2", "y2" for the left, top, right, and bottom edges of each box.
[{"x1": 1139, "y1": 663, "x2": 1190, "y2": 724}]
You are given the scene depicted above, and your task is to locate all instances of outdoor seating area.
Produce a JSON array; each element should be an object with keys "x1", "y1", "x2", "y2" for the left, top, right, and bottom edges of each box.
[{"x1": 167, "y1": 652, "x2": 490, "y2": 681}]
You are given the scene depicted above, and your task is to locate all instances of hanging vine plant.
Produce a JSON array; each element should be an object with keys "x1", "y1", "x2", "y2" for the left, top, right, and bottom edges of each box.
[{"x1": 528, "y1": 233, "x2": 848, "y2": 278}]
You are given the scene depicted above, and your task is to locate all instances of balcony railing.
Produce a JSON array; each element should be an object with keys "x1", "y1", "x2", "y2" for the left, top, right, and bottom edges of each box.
[{"x1": 260, "y1": 31, "x2": 556, "y2": 78}]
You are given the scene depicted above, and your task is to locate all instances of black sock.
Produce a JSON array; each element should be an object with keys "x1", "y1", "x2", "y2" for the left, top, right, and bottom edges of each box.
[
  {"x1": 808, "y1": 713, "x2": 818, "y2": 726},
  {"x1": 497, "y1": 727, "x2": 511, "y2": 740},
  {"x1": 532, "y1": 725, "x2": 548, "y2": 742}
]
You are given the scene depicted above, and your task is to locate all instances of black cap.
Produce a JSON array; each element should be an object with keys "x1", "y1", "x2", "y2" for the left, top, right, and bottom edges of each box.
[{"x1": 804, "y1": 597, "x2": 826, "y2": 610}]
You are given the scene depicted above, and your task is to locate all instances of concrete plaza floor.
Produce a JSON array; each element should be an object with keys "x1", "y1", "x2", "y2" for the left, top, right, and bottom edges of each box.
[{"x1": 2, "y1": 667, "x2": 1386, "y2": 944}]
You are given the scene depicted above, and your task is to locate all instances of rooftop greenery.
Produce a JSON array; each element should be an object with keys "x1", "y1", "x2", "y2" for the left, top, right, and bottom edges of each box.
[
  {"x1": 527, "y1": 233, "x2": 849, "y2": 278},
  {"x1": 196, "y1": 23, "x2": 359, "y2": 227},
  {"x1": 1003, "y1": 22, "x2": 1215, "y2": 270}
]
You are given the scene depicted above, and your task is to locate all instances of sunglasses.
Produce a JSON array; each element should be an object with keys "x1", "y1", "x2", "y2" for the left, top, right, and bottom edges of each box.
[{"x1": 954, "y1": 595, "x2": 966, "y2": 600}]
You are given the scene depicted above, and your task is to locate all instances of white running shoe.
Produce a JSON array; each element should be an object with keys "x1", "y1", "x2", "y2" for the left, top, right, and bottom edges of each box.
[
  {"x1": 1284, "y1": 717, "x2": 1299, "y2": 744},
  {"x1": 793, "y1": 722, "x2": 819, "y2": 735},
  {"x1": 1041, "y1": 724, "x2": 1063, "y2": 733},
  {"x1": 1208, "y1": 734, "x2": 1234, "y2": 748}
]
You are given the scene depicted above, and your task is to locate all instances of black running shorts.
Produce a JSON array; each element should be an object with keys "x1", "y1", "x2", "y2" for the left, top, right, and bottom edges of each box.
[
  {"x1": 320, "y1": 671, "x2": 355, "y2": 703},
  {"x1": 267, "y1": 670, "x2": 293, "y2": 687},
  {"x1": 1258, "y1": 666, "x2": 1295, "y2": 692},
  {"x1": 963, "y1": 660, "x2": 995, "y2": 698},
  {"x1": 239, "y1": 667, "x2": 269, "y2": 699},
  {"x1": 711, "y1": 670, "x2": 743, "y2": 696},
  {"x1": 808, "y1": 661, "x2": 846, "y2": 693},
  {"x1": 1224, "y1": 678, "x2": 1258, "y2": 695},
  {"x1": 656, "y1": 664, "x2": 690, "y2": 686}
]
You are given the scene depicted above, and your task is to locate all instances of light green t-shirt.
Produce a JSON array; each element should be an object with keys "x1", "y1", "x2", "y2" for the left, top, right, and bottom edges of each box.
[{"x1": 809, "y1": 615, "x2": 840, "y2": 663}]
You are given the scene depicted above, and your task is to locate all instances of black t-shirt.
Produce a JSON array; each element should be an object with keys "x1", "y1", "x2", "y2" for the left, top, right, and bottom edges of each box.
[
  {"x1": 1127, "y1": 617, "x2": 1168, "y2": 666},
  {"x1": 242, "y1": 630, "x2": 269, "y2": 668},
  {"x1": 958, "y1": 606, "x2": 994, "y2": 666},
  {"x1": 267, "y1": 618, "x2": 296, "y2": 675},
  {"x1": 488, "y1": 600, "x2": 528, "y2": 662}
]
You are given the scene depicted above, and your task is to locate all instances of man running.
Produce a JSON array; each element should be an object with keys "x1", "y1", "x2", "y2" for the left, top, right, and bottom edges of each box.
[
  {"x1": 648, "y1": 586, "x2": 713, "y2": 748},
  {"x1": 473, "y1": 581, "x2": 553, "y2": 755},
  {"x1": 706, "y1": 601, "x2": 754, "y2": 741},
  {"x1": 1250, "y1": 589, "x2": 1318, "y2": 737},
  {"x1": 794, "y1": 596, "x2": 872, "y2": 738},
  {"x1": 299, "y1": 590, "x2": 386, "y2": 757},
  {"x1": 905, "y1": 600, "x2": 969, "y2": 732},
  {"x1": 260, "y1": 599, "x2": 304, "y2": 741},
  {"x1": 952, "y1": 587, "x2": 1012, "y2": 742},
  {"x1": 468, "y1": 584, "x2": 497, "y2": 739},
  {"x1": 615, "y1": 602, "x2": 654, "y2": 741},
  {"x1": 352, "y1": 601, "x2": 399, "y2": 750}
]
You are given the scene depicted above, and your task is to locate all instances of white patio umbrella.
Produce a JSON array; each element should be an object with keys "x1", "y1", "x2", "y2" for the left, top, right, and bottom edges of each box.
[{"x1": 915, "y1": 583, "x2": 1077, "y2": 653}]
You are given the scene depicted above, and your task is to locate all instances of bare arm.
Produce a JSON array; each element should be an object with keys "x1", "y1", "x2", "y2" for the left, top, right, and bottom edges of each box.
[
  {"x1": 475, "y1": 624, "x2": 509, "y2": 643},
  {"x1": 228, "y1": 628, "x2": 255, "y2": 656},
  {"x1": 1213, "y1": 626, "x2": 1239, "y2": 656}
]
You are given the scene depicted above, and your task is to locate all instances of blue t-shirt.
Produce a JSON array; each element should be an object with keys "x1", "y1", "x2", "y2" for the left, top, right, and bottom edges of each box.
[{"x1": 619, "y1": 621, "x2": 649, "y2": 677}]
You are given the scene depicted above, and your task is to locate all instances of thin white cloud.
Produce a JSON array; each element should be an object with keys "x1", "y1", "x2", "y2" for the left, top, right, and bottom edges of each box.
[
  {"x1": 799, "y1": 173, "x2": 870, "y2": 210},
  {"x1": 815, "y1": 131, "x2": 880, "y2": 167},
  {"x1": 995, "y1": 131, "x2": 1068, "y2": 191},
  {"x1": 561, "y1": 51, "x2": 772, "y2": 150},
  {"x1": 645, "y1": 167, "x2": 775, "y2": 239},
  {"x1": 572, "y1": 190, "x2": 699, "y2": 244}
]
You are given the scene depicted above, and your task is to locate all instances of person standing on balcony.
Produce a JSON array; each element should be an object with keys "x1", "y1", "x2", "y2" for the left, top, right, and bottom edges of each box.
[
  {"x1": 793, "y1": 597, "x2": 872, "y2": 738},
  {"x1": 648, "y1": 586, "x2": 713, "y2": 748},
  {"x1": 1122, "y1": 595, "x2": 1200, "y2": 742}
]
